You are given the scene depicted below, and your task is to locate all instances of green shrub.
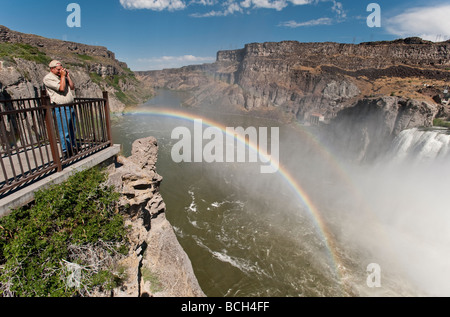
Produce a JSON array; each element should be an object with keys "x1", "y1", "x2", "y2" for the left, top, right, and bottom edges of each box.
[
  {"x1": 141, "y1": 267, "x2": 163, "y2": 293},
  {"x1": 433, "y1": 118, "x2": 450, "y2": 128},
  {"x1": 89, "y1": 72, "x2": 103, "y2": 85},
  {"x1": 76, "y1": 54, "x2": 94, "y2": 61},
  {"x1": 89, "y1": 72, "x2": 140, "y2": 106},
  {"x1": 0, "y1": 167, "x2": 128, "y2": 297},
  {"x1": 0, "y1": 43, "x2": 51, "y2": 65}
]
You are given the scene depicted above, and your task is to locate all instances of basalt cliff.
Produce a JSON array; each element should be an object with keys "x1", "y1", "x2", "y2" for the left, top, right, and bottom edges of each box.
[
  {"x1": 136, "y1": 38, "x2": 450, "y2": 161},
  {"x1": 106, "y1": 136, "x2": 205, "y2": 297},
  {"x1": 0, "y1": 25, "x2": 150, "y2": 112}
]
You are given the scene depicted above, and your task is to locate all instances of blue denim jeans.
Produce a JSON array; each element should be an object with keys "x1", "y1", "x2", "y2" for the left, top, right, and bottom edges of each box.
[{"x1": 54, "y1": 106, "x2": 76, "y2": 154}]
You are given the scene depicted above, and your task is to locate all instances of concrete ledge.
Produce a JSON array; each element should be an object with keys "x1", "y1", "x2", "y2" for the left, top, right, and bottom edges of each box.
[{"x1": 0, "y1": 144, "x2": 121, "y2": 218}]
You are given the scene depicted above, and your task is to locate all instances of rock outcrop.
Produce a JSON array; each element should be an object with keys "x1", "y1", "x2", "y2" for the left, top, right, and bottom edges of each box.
[
  {"x1": 322, "y1": 96, "x2": 438, "y2": 162},
  {"x1": 106, "y1": 136, "x2": 205, "y2": 297},
  {"x1": 136, "y1": 38, "x2": 450, "y2": 122},
  {"x1": 0, "y1": 25, "x2": 127, "y2": 75},
  {"x1": 0, "y1": 25, "x2": 150, "y2": 112}
]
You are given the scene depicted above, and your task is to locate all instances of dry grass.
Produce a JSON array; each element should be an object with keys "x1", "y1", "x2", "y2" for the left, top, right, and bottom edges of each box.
[{"x1": 353, "y1": 76, "x2": 449, "y2": 102}]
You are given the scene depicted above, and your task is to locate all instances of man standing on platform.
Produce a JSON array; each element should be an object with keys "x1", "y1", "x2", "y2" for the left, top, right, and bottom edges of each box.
[{"x1": 43, "y1": 60, "x2": 77, "y2": 158}]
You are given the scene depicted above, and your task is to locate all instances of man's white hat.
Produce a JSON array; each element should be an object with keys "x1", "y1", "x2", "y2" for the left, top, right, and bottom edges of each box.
[{"x1": 49, "y1": 60, "x2": 62, "y2": 68}]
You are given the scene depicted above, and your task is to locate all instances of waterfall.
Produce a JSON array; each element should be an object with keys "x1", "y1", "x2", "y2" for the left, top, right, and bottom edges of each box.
[{"x1": 386, "y1": 128, "x2": 450, "y2": 163}]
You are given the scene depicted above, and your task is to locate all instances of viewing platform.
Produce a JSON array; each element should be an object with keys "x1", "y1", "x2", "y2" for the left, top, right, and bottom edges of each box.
[{"x1": 0, "y1": 91, "x2": 120, "y2": 217}]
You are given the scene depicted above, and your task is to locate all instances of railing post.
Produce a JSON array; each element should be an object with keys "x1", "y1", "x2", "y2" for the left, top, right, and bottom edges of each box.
[
  {"x1": 102, "y1": 91, "x2": 112, "y2": 145},
  {"x1": 41, "y1": 90, "x2": 62, "y2": 172}
]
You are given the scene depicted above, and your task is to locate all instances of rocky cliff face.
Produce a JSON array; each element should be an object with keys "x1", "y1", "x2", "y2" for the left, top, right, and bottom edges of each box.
[
  {"x1": 0, "y1": 25, "x2": 127, "y2": 75},
  {"x1": 137, "y1": 38, "x2": 449, "y2": 122},
  {"x1": 0, "y1": 25, "x2": 150, "y2": 112},
  {"x1": 106, "y1": 136, "x2": 205, "y2": 297},
  {"x1": 322, "y1": 96, "x2": 438, "y2": 162},
  {"x1": 137, "y1": 38, "x2": 448, "y2": 161}
]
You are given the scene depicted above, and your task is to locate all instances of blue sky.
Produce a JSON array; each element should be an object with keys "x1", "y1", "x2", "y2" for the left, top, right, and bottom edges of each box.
[{"x1": 0, "y1": 0, "x2": 449, "y2": 70}]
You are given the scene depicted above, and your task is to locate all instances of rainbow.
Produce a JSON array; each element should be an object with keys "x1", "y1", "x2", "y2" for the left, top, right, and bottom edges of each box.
[{"x1": 122, "y1": 106, "x2": 348, "y2": 291}]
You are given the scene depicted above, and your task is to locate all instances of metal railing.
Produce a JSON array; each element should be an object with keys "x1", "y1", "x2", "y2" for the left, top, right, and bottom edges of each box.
[{"x1": 0, "y1": 91, "x2": 112, "y2": 196}]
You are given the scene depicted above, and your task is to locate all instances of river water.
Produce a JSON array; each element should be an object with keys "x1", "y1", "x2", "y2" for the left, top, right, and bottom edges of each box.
[{"x1": 111, "y1": 89, "x2": 450, "y2": 297}]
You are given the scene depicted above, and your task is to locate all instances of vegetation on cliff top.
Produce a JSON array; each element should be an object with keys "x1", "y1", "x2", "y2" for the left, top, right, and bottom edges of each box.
[
  {"x1": 0, "y1": 167, "x2": 129, "y2": 297},
  {"x1": 89, "y1": 71, "x2": 151, "y2": 106},
  {"x1": 0, "y1": 42, "x2": 51, "y2": 65}
]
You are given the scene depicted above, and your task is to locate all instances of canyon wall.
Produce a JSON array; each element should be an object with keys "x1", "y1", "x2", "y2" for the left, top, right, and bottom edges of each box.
[
  {"x1": 137, "y1": 38, "x2": 449, "y2": 121},
  {"x1": 136, "y1": 38, "x2": 449, "y2": 161}
]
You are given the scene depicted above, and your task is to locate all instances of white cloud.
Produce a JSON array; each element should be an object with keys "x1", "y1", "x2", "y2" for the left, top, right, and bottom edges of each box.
[
  {"x1": 136, "y1": 55, "x2": 215, "y2": 70},
  {"x1": 120, "y1": 0, "x2": 186, "y2": 11},
  {"x1": 277, "y1": 0, "x2": 345, "y2": 28},
  {"x1": 191, "y1": 0, "x2": 242, "y2": 17},
  {"x1": 189, "y1": 0, "x2": 216, "y2": 5},
  {"x1": 385, "y1": 4, "x2": 450, "y2": 42},
  {"x1": 241, "y1": 0, "x2": 288, "y2": 11},
  {"x1": 331, "y1": 0, "x2": 345, "y2": 19},
  {"x1": 226, "y1": 1, "x2": 244, "y2": 14},
  {"x1": 194, "y1": 0, "x2": 342, "y2": 19},
  {"x1": 190, "y1": 0, "x2": 315, "y2": 17},
  {"x1": 289, "y1": 0, "x2": 313, "y2": 4},
  {"x1": 278, "y1": 17, "x2": 333, "y2": 28},
  {"x1": 119, "y1": 0, "x2": 346, "y2": 21},
  {"x1": 240, "y1": 0, "x2": 313, "y2": 11},
  {"x1": 141, "y1": 55, "x2": 215, "y2": 62}
]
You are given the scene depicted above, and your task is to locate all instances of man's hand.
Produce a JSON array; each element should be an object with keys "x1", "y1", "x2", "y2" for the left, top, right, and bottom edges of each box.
[
  {"x1": 60, "y1": 68, "x2": 67, "y2": 78},
  {"x1": 65, "y1": 69, "x2": 74, "y2": 90}
]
